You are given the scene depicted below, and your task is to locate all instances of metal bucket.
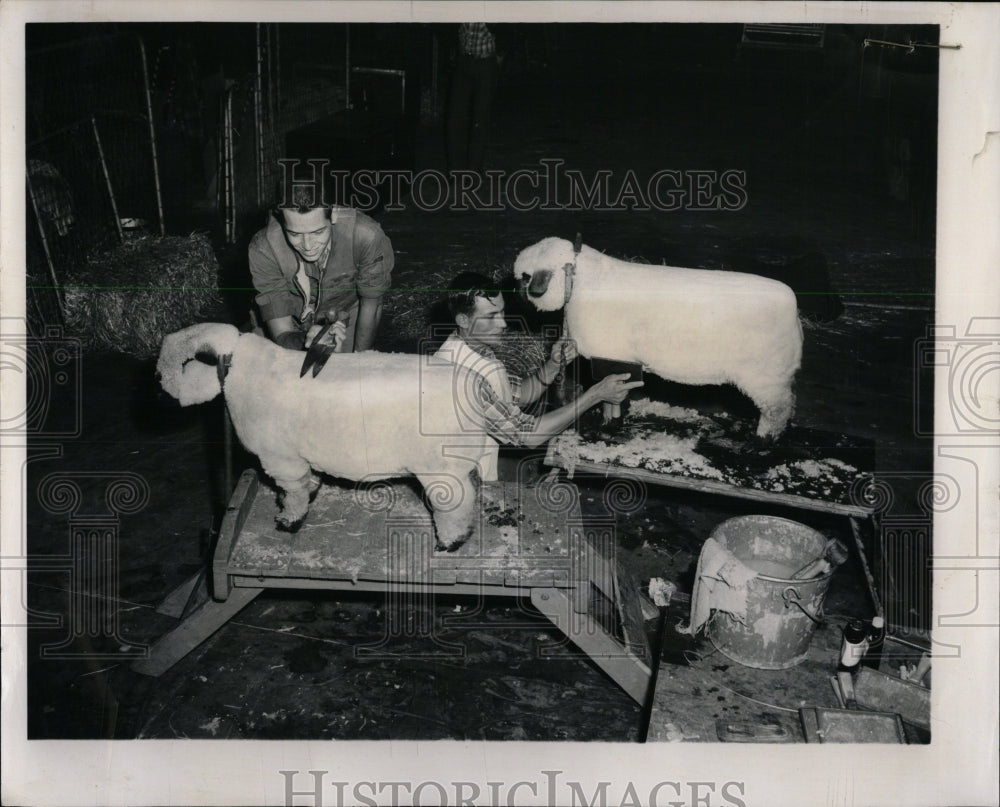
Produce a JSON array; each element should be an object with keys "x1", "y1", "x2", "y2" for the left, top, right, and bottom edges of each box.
[{"x1": 707, "y1": 515, "x2": 833, "y2": 670}]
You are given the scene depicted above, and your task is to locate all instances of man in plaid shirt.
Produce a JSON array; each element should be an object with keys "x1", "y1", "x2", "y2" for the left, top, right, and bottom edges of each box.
[
  {"x1": 433, "y1": 272, "x2": 643, "y2": 481},
  {"x1": 458, "y1": 22, "x2": 496, "y2": 58}
]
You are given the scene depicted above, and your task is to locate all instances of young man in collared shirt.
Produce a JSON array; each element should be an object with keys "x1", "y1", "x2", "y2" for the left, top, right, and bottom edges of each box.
[
  {"x1": 248, "y1": 188, "x2": 394, "y2": 352},
  {"x1": 434, "y1": 272, "x2": 643, "y2": 481}
]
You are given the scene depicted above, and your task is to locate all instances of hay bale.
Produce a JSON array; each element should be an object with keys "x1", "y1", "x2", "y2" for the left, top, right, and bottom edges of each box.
[
  {"x1": 382, "y1": 257, "x2": 553, "y2": 412},
  {"x1": 379, "y1": 263, "x2": 457, "y2": 350},
  {"x1": 384, "y1": 258, "x2": 551, "y2": 372},
  {"x1": 63, "y1": 233, "x2": 223, "y2": 358},
  {"x1": 490, "y1": 332, "x2": 549, "y2": 381}
]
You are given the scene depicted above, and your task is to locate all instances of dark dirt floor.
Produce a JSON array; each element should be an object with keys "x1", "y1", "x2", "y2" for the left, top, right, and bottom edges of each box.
[{"x1": 25, "y1": 27, "x2": 935, "y2": 743}]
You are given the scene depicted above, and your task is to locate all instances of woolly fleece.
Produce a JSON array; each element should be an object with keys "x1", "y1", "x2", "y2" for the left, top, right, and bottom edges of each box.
[
  {"x1": 514, "y1": 237, "x2": 803, "y2": 438},
  {"x1": 157, "y1": 324, "x2": 490, "y2": 547}
]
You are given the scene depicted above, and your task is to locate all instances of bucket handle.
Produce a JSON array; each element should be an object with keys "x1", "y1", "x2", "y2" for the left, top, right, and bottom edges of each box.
[{"x1": 782, "y1": 586, "x2": 824, "y2": 625}]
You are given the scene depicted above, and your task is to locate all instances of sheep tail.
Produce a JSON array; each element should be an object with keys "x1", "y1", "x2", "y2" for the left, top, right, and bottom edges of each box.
[{"x1": 157, "y1": 323, "x2": 241, "y2": 406}]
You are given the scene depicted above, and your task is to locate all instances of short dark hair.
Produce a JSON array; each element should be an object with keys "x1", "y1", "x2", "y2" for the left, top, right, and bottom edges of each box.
[
  {"x1": 447, "y1": 272, "x2": 502, "y2": 319},
  {"x1": 273, "y1": 185, "x2": 332, "y2": 226}
]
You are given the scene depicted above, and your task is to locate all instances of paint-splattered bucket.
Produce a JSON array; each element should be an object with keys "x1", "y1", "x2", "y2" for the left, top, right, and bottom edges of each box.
[{"x1": 708, "y1": 515, "x2": 833, "y2": 670}]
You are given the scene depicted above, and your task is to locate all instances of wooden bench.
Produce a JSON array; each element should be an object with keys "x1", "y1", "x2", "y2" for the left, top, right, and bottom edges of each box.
[
  {"x1": 132, "y1": 471, "x2": 653, "y2": 704},
  {"x1": 543, "y1": 425, "x2": 888, "y2": 742},
  {"x1": 543, "y1": 423, "x2": 883, "y2": 618}
]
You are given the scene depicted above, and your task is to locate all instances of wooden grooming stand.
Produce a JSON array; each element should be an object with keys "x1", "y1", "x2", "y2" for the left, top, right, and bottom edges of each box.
[
  {"x1": 543, "y1": 443, "x2": 884, "y2": 742},
  {"x1": 132, "y1": 470, "x2": 652, "y2": 704},
  {"x1": 543, "y1": 446, "x2": 882, "y2": 617}
]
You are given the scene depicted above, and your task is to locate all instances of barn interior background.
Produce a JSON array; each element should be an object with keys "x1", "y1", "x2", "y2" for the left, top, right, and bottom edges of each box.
[{"x1": 23, "y1": 21, "x2": 938, "y2": 742}]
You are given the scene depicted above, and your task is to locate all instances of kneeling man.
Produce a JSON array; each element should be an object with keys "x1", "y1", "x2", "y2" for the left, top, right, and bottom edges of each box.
[{"x1": 435, "y1": 272, "x2": 642, "y2": 481}]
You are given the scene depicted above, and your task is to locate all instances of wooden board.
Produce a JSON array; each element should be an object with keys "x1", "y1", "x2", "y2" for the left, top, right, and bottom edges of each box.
[
  {"x1": 225, "y1": 477, "x2": 587, "y2": 589},
  {"x1": 145, "y1": 470, "x2": 654, "y2": 700},
  {"x1": 800, "y1": 707, "x2": 907, "y2": 743},
  {"x1": 615, "y1": 561, "x2": 651, "y2": 664},
  {"x1": 545, "y1": 400, "x2": 877, "y2": 518},
  {"x1": 854, "y1": 667, "x2": 930, "y2": 730}
]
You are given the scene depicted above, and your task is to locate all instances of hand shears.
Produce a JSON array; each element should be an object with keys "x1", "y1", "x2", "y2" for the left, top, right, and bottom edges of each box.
[{"x1": 299, "y1": 311, "x2": 349, "y2": 378}]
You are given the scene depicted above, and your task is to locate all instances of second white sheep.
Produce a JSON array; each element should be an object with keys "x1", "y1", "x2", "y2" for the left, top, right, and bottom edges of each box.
[{"x1": 514, "y1": 237, "x2": 803, "y2": 438}]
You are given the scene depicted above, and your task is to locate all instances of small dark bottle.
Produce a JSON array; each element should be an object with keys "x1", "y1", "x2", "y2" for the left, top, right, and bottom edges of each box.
[
  {"x1": 838, "y1": 619, "x2": 869, "y2": 673},
  {"x1": 861, "y1": 615, "x2": 885, "y2": 671}
]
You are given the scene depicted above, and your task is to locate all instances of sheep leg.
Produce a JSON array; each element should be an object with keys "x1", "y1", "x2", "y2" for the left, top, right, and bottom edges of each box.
[
  {"x1": 265, "y1": 462, "x2": 315, "y2": 530},
  {"x1": 602, "y1": 402, "x2": 621, "y2": 423},
  {"x1": 745, "y1": 383, "x2": 796, "y2": 440},
  {"x1": 418, "y1": 469, "x2": 481, "y2": 552}
]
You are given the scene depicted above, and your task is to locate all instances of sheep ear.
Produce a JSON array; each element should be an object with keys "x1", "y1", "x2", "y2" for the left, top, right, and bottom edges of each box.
[{"x1": 527, "y1": 268, "x2": 552, "y2": 298}]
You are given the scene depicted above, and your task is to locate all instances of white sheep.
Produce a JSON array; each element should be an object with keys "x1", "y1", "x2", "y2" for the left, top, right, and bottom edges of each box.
[
  {"x1": 514, "y1": 237, "x2": 803, "y2": 438},
  {"x1": 157, "y1": 323, "x2": 491, "y2": 549}
]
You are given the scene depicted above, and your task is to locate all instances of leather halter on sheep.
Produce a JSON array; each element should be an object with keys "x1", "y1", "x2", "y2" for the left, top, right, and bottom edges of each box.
[
  {"x1": 515, "y1": 237, "x2": 803, "y2": 439},
  {"x1": 157, "y1": 323, "x2": 488, "y2": 550}
]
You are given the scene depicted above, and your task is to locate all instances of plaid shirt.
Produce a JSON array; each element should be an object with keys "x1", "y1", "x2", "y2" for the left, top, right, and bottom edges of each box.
[
  {"x1": 458, "y1": 23, "x2": 496, "y2": 58},
  {"x1": 473, "y1": 372, "x2": 538, "y2": 447},
  {"x1": 434, "y1": 332, "x2": 536, "y2": 447}
]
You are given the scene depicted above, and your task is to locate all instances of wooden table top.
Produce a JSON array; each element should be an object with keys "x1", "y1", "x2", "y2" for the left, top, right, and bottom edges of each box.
[
  {"x1": 545, "y1": 401, "x2": 877, "y2": 518},
  {"x1": 226, "y1": 477, "x2": 590, "y2": 587}
]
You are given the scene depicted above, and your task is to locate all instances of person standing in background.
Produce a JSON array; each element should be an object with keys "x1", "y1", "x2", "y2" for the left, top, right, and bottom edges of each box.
[
  {"x1": 446, "y1": 22, "x2": 501, "y2": 174},
  {"x1": 248, "y1": 186, "x2": 394, "y2": 353}
]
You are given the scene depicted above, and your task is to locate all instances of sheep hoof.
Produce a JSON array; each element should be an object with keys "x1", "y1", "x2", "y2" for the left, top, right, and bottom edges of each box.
[
  {"x1": 748, "y1": 432, "x2": 779, "y2": 454},
  {"x1": 598, "y1": 417, "x2": 625, "y2": 438},
  {"x1": 435, "y1": 524, "x2": 477, "y2": 552}
]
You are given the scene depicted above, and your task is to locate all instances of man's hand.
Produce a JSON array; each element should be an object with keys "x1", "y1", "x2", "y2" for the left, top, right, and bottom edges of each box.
[
  {"x1": 549, "y1": 336, "x2": 578, "y2": 365},
  {"x1": 537, "y1": 336, "x2": 577, "y2": 386},
  {"x1": 589, "y1": 373, "x2": 644, "y2": 405},
  {"x1": 274, "y1": 329, "x2": 306, "y2": 351},
  {"x1": 268, "y1": 315, "x2": 306, "y2": 350},
  {"x1": 305, "y1": 320, "x2": 347, "y2": 353}
]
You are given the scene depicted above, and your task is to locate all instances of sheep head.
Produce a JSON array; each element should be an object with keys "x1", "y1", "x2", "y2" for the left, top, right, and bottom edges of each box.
[
  {"x1": 157, "y1": 323, "x2": 241, "y2": 406},
  {"x1": 513, "y1": 236, "x2": 576, "y2": 312}
]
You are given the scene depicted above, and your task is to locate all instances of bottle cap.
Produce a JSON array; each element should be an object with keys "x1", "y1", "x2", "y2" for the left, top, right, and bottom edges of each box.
[{"x1": 871, "y1": 616, "x2": 885, "y2": 629}]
